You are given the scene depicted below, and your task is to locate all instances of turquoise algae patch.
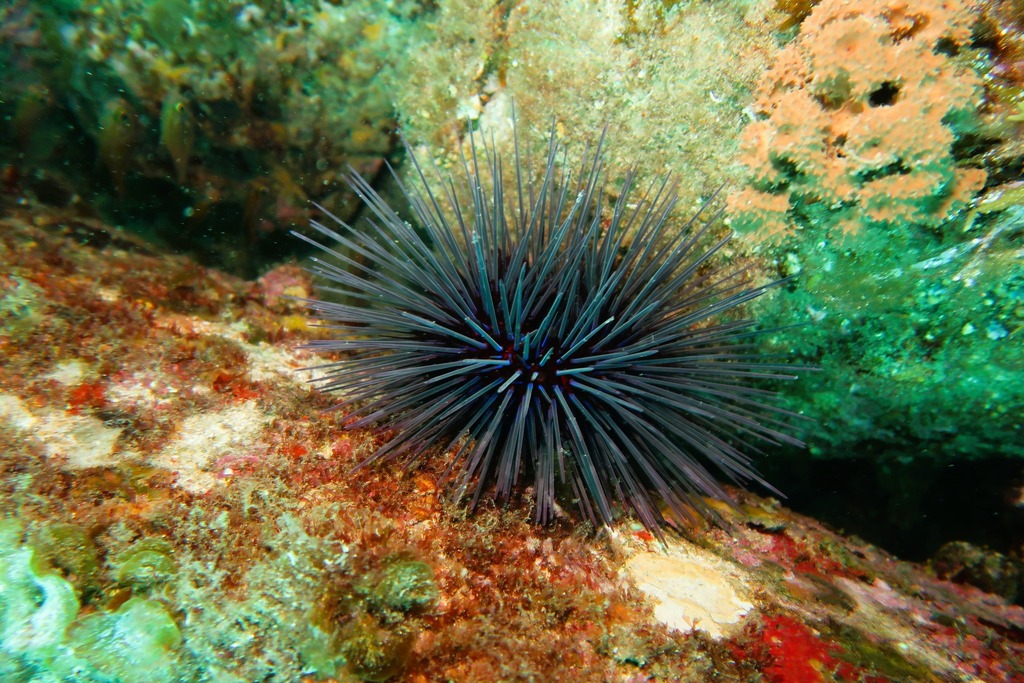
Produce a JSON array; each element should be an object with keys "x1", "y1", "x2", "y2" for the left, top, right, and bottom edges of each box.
[{"x1": 0, "y1": 520, "x2": 182, "y2": 683}]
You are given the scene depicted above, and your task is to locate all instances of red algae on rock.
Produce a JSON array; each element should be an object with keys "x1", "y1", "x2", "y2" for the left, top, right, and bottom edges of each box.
[{"x1": 1, "y1": 197, "x2": 1023, "y2": 681}]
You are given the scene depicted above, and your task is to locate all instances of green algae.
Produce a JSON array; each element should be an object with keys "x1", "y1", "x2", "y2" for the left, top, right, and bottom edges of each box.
[
  {"x1": 831, "y1": 623, "x2": 941, "y2": 682},
  {"x1": 68, "y1": 597, "x2": 182, "y2": 683},
  {"x1": 103, "y1": 510, "x2": 441, "y2": 682},
  {"x1": 0, "y1": 520, "x2": 183, "y2": 683},
  {"x1": 0, "y1": 521, "x2": 79, "y2": 660},
  {"x1": 0, "y1": 275, "x2": 46, "y2": 342},
  {"x1": 115, "y1": 538, "x2": 179, "y2": 590},
  {"x1": 762, "y1": 219, "x2": 1024, "y2": 465},
  {"x1": 339, "y1": 612, "x2": 416, "y2": 682},
  {"x1": 366, "y1": 558, "x2": 439, "y2": 619},
  {"x1": 31, "y1": 523, "x2": 99, "y2": 595}
]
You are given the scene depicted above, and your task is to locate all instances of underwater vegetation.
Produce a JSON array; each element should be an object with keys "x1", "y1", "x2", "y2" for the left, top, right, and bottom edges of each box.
[
  {"x1": 0, "y1": 0, "x2": 435, "y2": 274},
  {"x1": 0, "y1": 520, "x2": 183, "y2": 683},
  {"x1": 295, "y1": 124, "x2": 806, "y2": 533},
  {"x1": 0, "y1": 0, "x2": 783, "y2": 275}
]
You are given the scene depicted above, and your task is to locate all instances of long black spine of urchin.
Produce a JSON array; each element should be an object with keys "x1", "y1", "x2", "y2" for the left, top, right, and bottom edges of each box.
[{"x1": 293, "y1": 122, "x2": 806, "y2": 532}]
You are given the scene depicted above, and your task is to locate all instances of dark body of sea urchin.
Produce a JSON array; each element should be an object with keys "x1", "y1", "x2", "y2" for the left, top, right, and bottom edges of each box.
[{"x1": 294, "y1": 124, "x2": 804, "y2": 532}]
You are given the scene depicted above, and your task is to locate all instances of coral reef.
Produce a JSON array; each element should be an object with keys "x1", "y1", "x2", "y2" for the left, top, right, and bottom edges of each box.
[
  {"x1": 729, "y1": 0, "x2": 985, "y2": 240},
  {"x1": 932, "y1": 540, "x2": 1023, "y2": 602},
  {"x1": 973, "y1": 0, "x2": 1024, "y2": 167},
  {"x1": 0, "y1": 193, "x2": 1022, "y2": 681}
]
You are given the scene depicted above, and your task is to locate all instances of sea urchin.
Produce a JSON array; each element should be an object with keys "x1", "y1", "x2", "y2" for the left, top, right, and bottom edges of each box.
[{"x1": 294, "y1": 123, "x2": 803, "y2": 532}]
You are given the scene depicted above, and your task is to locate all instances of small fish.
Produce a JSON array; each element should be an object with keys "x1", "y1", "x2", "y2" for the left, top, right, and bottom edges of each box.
[
  {"x1": 160, "y1": 90, "x2": 195, "y2": 185},
  {"x1": 97, "y1": 98, "x2": 140, "y2": 196}
]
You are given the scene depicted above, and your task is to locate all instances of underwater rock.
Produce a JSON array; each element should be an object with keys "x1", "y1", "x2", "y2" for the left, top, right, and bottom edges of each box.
[
  {"x1": 0, "y1": 191, "x2": 1022, "y2": 681},
  {"x1": 932, "y1": 541, "x2": 1023, "y2": 603},
  {"x1": 623, "y1": 539, "x2": 754, "y2": 640}
]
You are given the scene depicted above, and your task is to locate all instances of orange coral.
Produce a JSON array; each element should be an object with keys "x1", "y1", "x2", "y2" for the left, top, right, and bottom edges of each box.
[{"x1": 729, "y1": 0, "x2": 985, "y2": 241}]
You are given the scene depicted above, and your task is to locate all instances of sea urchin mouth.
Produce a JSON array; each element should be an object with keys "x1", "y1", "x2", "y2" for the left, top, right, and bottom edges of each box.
[{"x1": 293, "y1": 122, "x2": 804, "y2": 532}]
